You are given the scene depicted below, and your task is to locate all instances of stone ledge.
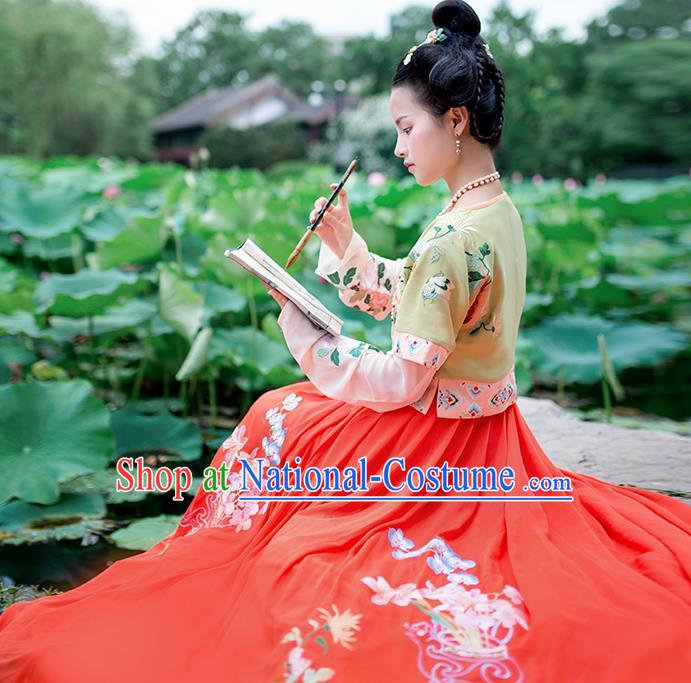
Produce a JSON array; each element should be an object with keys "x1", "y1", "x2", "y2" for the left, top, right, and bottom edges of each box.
[{"x1": 516, "y1": 396, "x2": 691, "y2": 499}]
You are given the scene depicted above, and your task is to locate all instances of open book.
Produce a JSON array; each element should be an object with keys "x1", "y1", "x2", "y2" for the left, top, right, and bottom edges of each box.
[{"x1": 224, "y1": 238, "x2": 343, "y2": 336}]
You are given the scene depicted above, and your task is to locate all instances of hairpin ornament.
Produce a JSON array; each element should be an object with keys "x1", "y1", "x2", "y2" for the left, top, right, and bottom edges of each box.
[
  {"x1": 403, "y1": 28, "x2": 447, "y2": 65},
  {"x1": 402, "y1": 28, "x2": 494, "y2": 65}
]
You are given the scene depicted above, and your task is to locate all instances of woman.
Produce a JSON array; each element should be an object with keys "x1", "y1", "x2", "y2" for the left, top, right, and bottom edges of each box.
[{"x1": 1, "y1": 1, "x2": 689, "y2": 681}]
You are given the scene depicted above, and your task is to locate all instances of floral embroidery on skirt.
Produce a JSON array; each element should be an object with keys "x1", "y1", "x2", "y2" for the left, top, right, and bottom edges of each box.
[
  {"x1": 362, "y1": 528, "x2": 528, "y2": 682},
  {"x1": 173, "y1": 392, "x2": 303, "y2": 538},
  {"x1": 276, "y1": 604, "x2": 363, "y2": 682}
]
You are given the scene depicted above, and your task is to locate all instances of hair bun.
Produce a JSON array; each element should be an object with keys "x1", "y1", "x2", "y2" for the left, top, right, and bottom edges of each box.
[{"x1": 432, "y1": 0, "x2": 481, "y2": 39}]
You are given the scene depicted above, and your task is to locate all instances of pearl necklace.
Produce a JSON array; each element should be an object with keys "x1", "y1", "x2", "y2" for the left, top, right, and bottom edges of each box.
[{"x1": 436, "y1": 171, "x2": 501, "y2": 218}]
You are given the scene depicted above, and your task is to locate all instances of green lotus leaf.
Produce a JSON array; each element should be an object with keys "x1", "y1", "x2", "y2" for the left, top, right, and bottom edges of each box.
[
  {"x1": 110, "y1": 409, "x2": 202, "y2": 462},
  {"x1": 0, "y1": 258, "x2": 17, "y2": 292},
  {"x1": 199, "y1": 230, "x2": 290, "y2": 298},
  {"x1": 158, "y1": 268, "x2": 203, "y2": 342},
  {"x1": 600, "y1": 225, "x2": 677, "y2": 267},
  {"x1": 119, "y1": 165, "x2": 181, "y2": 193},
  {"x1": 612, "y1": 184, "x2": 691, "y2": 225},
  {"x1": 0, "y1": 310, "x2": 39, "y2": 336},
  {"x1": 0, "y1": 493, "x2": 112, "y2": 545},
  {"x1": 41, "y1": 165, "x2": 138, "y2": 193},
  {"x1": 606, "y1": 272, "x2": 691, "y2": 291},
  {"x1": 88, "y1": 213, "x2": 169, "y2": 270},
  {"x1": 0, "y1": 337, "x2": 36, "y2": 367},
  {"x1": 0, "y1": 337, "x2": 37, "y2": 383},
  {"x1": 148, "y1": 312, "x2": 175, "y2": 337},
  {"x1": 261, "y1": 312, "x2": 283, "y2": 343},
  {"x1": 23, "y1": 233, "x2": 80, "y2": 260},
  {"x1": 535, "y1": 205, "x2": 603, "y2": 244},
  {"x1": 193, "y1": 281, "x2": 246, "y2": 315},
  {"x1": 62, "y1": 468, "x2": 172, "y2": 503},
  {"x1": 34, "y1": 268, "x2": 139, "y2": 317},
  {"x1": 0, "y1": 380, "x2": 114, "y2": 505},
  {"x1": 209, "y1": 327, "x2": 293, "y2": 375},
  {"x1": 81, "y1": 204, "x2": 131, "y2": 241},
  {"x1": 0, "y1": 290, "x2": 33, "y2": 315},
  {"x1": 176, "y1": 326, "x2": 213, "y2": 381},
  {"x1": 109, "y1": 514, "x2": 180, "y2": 551},
  {"x1": 199, "y1": 233, "x2": 248, "y2": 288},
  {"x1": 0, "y1": 186, "x2": 89, "y2": 238},
  {"x1": 176, "y1": 232, "x2": 208, "y2": 277},
  {"x1": 41, "y1": 298, "x2": 157, "y2": 342},
  {"x1": 197, "y1": 188, "x2": 268, "y2": 237},
  {"x1": 523, "y1": 314, "x2": 688, "y2": 384}
]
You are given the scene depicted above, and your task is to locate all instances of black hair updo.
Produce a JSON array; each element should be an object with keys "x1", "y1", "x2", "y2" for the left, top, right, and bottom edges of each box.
[{"x1": 392, "y1": 0, "x2": 505, "y2": 152}]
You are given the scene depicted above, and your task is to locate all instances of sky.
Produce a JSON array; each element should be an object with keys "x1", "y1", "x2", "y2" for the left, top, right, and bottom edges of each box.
[{"x1": 87, "y1": 0, "x2": 616, "y2": 56}]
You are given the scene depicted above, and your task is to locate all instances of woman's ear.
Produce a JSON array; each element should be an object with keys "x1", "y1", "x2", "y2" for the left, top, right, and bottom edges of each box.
[{"x1": 449, "y1": 106, "x2": 469, "y2": 134}]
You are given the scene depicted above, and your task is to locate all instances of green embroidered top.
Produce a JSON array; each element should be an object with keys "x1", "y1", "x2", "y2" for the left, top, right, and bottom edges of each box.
[
  {"x1": 313, "y1": 191, "x2": 526, "y2": 417},
  {"x1": 392, "y1": 192, "x2": 526, "y2": 383}
]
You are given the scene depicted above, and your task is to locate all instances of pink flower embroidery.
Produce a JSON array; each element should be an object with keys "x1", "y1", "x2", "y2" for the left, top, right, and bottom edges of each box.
[{"x1": 360, "y1": 576, "x2": 423, "y2": 606}]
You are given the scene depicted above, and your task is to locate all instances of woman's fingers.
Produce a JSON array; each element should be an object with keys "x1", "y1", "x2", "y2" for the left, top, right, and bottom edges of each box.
[
  {"x1": 310, "y1": 181, "x2": 348, "y2": 223},
  {"x1": 330, "y1": 182, "x2": 348, "y2": 205},
  {"x1": 313, "y1": 213, "x2": 339, "y2": 234},
  {"x1": 310, "y1": 203, "x2": 335, "y2": 223}
]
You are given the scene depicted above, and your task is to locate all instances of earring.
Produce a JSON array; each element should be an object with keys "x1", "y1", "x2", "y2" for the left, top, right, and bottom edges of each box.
[{"x1": 455, "y1": 134, "x2": 462, "y2": 155}]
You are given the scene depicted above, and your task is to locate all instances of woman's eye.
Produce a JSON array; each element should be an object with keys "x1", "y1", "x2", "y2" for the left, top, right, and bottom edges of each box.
[{"x1": 403, "y1": 127, "x2": 412, "y2": 135}]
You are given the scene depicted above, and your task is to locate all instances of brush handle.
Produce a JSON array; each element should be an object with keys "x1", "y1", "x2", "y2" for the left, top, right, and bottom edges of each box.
[{"x1": 284, "y1": 158, "x2": 359, "y2": 270}]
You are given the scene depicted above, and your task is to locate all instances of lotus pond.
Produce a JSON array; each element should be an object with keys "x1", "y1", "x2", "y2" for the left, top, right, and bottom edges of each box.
[{"x1": 0, "y1": 156, "x2": 688, "y2": 603}]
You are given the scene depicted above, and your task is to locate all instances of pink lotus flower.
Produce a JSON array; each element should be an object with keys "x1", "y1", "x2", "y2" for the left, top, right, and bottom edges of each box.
[
  {"x1": 563, "y1": 177, "x2": 578, "y2": 191},
  {"x1": 595, "y1": 173, "x2": 607, "y2": 184},
  {"x1": 531, "y1": 174, "x2": 544, "y2": 185},
  {"x1": 511, "y1": 171, "x2": 523, "y2": 183},
  {"x1": 9, "y1": 233, "x2": 24, "y2": 245},
  {"x1": 368, "y1": 171, "x2": 386, "y2": 187},
  {"x1": 103, "y1": 185, "x2": 120, "y2": 199}
]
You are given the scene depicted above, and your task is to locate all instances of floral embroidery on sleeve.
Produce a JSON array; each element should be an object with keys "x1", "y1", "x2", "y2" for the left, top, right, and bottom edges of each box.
[
  {"x1": 315, "y1": 228, "x2": 404, "y2": 321},
  {"x1": 421, "y1": 274, "x2": 455, "y2": 303},
  {"x1": 391, "y1": 231, "x2": 468, "y2": 353},
  {"x1": 464, "y1": 240, "x2": 495, "y2": 336},
  {"x1": 361, "y1": 528, "x2": 529, "y2": 683},
  {"x1": 315, "y1": 335, "x2": 384, "y2": 367},
  {"x1": 392, "y1": 227, "x2": 499, "y2": 350}
]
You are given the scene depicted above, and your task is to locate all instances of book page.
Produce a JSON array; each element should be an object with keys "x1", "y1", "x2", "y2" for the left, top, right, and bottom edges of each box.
[
  {"x1": 224, "y1": 239, "x2": 343, "y2": 335},
  {"x1": 242, "y1": 240, "x2": 327, "y2": 313}
]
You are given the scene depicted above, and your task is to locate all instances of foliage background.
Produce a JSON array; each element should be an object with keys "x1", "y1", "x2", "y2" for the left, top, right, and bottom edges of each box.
[{"x1": 0, "y1": 0, "x2": 689, "y2": 179}]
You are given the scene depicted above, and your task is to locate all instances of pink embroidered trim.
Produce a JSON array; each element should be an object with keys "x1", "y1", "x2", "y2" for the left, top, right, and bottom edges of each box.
[
  {"x1": 411, "y1": 367, "x2": 518, "y2": 419},
  {"x1": 391, "y1": 330, "x2": 449, "y2": 369}
]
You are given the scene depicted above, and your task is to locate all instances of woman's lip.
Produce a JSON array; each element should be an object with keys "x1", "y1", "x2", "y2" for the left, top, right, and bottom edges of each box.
[{"x1": 407, "y1": 164, "x2": 415, "y2": 170}]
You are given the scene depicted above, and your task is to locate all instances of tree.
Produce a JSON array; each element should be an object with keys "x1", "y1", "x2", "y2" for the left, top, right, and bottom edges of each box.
[{"x1": 0, "y1": 0, "x2": 154, "y2": 159}]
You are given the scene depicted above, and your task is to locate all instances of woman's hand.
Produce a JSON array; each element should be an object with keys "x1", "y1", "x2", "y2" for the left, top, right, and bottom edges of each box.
[
  {"x1": 263, "y1": 283, "x2": 289, "y2": 310},
  {"x1": 309, "y1": 182, "x2": 354, "y2": 259}
]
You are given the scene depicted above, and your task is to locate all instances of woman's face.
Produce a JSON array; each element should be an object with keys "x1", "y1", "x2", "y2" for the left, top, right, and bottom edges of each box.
[{"x1": 390, "y1": 85, "x2": 462, "y2": 186}]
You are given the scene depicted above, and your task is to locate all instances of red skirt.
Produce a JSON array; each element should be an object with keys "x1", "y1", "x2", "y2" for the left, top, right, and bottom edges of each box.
[{"x1": 1, "y1": 379, "x2": 690, "y2": 682}]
